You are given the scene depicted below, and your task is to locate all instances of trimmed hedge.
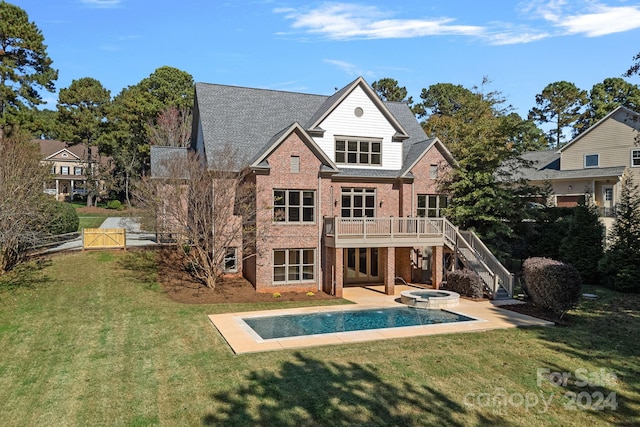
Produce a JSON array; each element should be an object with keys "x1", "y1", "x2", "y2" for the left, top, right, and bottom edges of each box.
[
  {"x1": 106, "y1": 200, "x2": 123, "y2": 210},
  {"x1": 446, "y1": 269, "x2": 484, "y2": 299},
  {"x1": 523, "y1": 257, "x2": 582, "y2": 317}
]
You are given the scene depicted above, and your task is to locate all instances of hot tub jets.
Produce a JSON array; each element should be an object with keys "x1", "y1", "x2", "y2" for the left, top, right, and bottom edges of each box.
[{"x1": 400, "y1": 289, "x2": 460, "y2": 309}]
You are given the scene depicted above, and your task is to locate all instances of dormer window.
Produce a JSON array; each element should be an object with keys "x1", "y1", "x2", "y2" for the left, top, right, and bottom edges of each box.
[
  {"x1": 584, "y1": 154, "x2": 599, "y2": 168},
  {"x1": 335, "y1": 137, "x2": 381, "y2": 166}
]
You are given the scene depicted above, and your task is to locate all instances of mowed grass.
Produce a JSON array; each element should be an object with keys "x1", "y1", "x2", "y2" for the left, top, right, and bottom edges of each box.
[{"x1": 0, "y1": 251, "x2": 638, "y2": 426}]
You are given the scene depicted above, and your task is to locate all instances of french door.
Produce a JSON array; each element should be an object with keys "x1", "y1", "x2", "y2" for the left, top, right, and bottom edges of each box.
[{"x1": 344, "y1": 248, "x2": 380, "y2": 284}]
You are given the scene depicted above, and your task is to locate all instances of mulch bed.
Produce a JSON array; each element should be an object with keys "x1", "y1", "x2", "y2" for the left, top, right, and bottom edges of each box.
[
  {"x1": 498, "y1": 302, "x2": 568, "y2": 325},
  {"x1": 156, "y1": 248, "x2": 339, "y2": 304}
]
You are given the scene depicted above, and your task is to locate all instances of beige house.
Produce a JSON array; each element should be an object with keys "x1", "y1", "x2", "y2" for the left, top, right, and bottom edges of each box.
[
  {"x1": 520, "y1": 106, "x2": 640, "y2": 222},
  {"x1": 38, "y1": 140, "x2": 110, "y2": 201}
]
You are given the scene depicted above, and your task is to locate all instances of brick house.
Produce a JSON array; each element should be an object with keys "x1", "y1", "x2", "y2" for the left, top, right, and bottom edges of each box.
[{"x1": 153, "y1": 77, "x2": 513, "y2": 298}]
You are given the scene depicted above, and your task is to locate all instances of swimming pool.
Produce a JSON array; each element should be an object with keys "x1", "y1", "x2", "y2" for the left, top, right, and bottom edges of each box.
[{"x1": 241, "y1": 307, "x2": 474, "y2": 340}]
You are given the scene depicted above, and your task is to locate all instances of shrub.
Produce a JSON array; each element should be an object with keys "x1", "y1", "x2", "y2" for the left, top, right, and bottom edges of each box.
[
  {"x1": 41, "y1": 199, "x2": 79, "y2": 234},
  {"x1": 446, "y1": 269, "x2": 484, "y2": 299},
  {"x1": 106, "y1": 200, "x2": 122, "y2": 210},
  {"x1": 523, "y1": 257, "x2": 582, "y2": 317}
]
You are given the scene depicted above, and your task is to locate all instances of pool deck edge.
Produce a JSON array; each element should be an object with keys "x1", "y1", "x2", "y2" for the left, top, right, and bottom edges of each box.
[{"x1": 208, "y1": 285, "x2": 554, "y2": 354}]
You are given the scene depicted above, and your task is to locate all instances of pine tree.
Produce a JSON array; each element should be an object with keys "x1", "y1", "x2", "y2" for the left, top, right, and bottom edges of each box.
[{"x1": 599, "y1": 170, "x2": 640, "y2": 292}]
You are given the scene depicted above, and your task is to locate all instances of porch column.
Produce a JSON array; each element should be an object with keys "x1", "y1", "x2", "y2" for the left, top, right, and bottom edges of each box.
[
  {"x1": 432, "y1": 246, "x2": 444, "y2": 289},
  {"x1": 383, "y1": 247, "x2": 395, "y2": 295},
  {"x1": 334, "y1": 248, "x2": 343, "y2": 298},
  {"x1": 55, "y1": 179, "x2": 59, "y2": 201}
]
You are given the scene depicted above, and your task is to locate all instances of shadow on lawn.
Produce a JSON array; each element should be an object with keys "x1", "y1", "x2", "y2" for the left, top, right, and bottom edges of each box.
[
  {"x1": 534, "y1": 288, "x2": 640, "y2": 424},
  {"x1": 0, "y1": 258, "x2": 52, "y2": 290},
  {"x1": 202, "y1": 352, "x2": 509, "y2": 426}
]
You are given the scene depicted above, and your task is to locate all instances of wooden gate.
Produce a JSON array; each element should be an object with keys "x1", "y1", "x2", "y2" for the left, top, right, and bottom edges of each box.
[{"x1": 83, "y1": 228, "x2": 126, "y2": 250}]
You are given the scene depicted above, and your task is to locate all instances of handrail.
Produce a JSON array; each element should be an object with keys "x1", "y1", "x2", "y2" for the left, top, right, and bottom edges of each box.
[{"x1": 459, "y1": 230, "x2": 513, "y2": 298}]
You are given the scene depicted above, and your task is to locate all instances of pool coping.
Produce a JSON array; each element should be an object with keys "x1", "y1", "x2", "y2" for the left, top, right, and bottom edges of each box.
[{"x1": 208, "y1": 285, "x2": 554, "y2": 354}]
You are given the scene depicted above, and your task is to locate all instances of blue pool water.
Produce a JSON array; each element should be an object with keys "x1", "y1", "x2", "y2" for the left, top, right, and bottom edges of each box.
[{"x1": 242, "y1": 307, "x2": 474, "y2": 340}]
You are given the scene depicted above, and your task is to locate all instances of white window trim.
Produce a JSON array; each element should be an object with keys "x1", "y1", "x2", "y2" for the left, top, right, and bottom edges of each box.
[
  {"x1": 631, "y1": 149, "x2": 640, "y2": 168},
  {"x1": 584, "y1": 153, "x2": 599, "y2": 168}
]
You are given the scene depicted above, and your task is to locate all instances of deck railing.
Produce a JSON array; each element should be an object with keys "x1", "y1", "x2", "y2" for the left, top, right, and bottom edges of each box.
[{"x1": 324, "y1": 217, "x2": 449, "y2": 243}]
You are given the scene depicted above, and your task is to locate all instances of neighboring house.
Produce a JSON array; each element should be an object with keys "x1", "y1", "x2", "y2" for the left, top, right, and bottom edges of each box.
[
  {"x1": 152, "y1": 77, "x2": 513, "y2": 298},
  {"x1": 38, "y1": 139, "x2": 110, "y2": 201},
  {"x1": 519, "y1": 106, "x2": 640, "y2": 224}
]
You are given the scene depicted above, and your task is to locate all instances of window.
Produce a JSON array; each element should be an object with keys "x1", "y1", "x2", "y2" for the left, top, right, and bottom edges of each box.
[
  {"x1": 429, "y1": 164, "x2": 439, "y2": 180},
  {"x1": 273, "y1": 190, "x2": 315, "y2": 223},
  {"x1": 417, "y1": 194, "x2": 448, "y2": 218},
  {"x1": 584, "y1": 154, "x2": 599, "y2": 168},
  {"x1": 50, "y1": 165, "x2": 56, "y2": 174},
  {"x1": 224, "y1": 248, "x2": 238, "y2": 272},
  {"x1": 74, "y1": 167, "x2": 83, "y2": 175},
  {"x1": 632, "y1": 149, "x2": 640, "y2": 167},
  {"x1": 341, "y1": 188, "x2": 375, "y2": 218},
  {"x1": 290, "y1": 156, "x2": 300, "y2": 173},
  {"x1": 61, "y1": 166, "x2": 69, "y2": 175},
  {"x1": 335, "y1": 137, "x2": 381, "y2": 165},
  {"x1": 273, "y1": 249, "x2": 315, "y2": 283}
]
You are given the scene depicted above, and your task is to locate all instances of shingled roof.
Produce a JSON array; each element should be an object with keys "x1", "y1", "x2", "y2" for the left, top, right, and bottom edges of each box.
[{"x1": 192, "y1": 77, "x2": 433, "y2": 178}]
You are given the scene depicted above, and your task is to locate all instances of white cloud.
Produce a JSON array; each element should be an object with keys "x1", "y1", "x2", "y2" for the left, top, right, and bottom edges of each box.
[
  {"x1": 558, "y1": 5, "x2": 640, "y2": 36},
  {"x1": 278, "y1": 3, "x2": 484, "y2": 40},
  {"x1": 323, "y1": 59, "x2": 375, "y2": 79},
  {"x1": 521, "y1": 1, "x2": 640, "y2": 36},
  {"x1": 80, "y1": 0, "x2": 122, "y2": 8}
]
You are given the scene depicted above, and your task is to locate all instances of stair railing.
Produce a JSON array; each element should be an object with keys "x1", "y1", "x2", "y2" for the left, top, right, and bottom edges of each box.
[{"x1": 458, "y1": 229, "x2": 514, "y2": 298}]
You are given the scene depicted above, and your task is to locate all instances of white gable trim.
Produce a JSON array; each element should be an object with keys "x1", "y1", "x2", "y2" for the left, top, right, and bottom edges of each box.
[
  {"x1": 45, "y1": 148, "x2": 81, "y2": 161},
  {"x1": 309, "y1": 77, "x2": 409, "y2": 139},
  {"x1": 560, "y1": 105, "x2": 640, "y2": 153},
  {"x1": 250, "y1": 122, "x2": 339, "y2": 172}
]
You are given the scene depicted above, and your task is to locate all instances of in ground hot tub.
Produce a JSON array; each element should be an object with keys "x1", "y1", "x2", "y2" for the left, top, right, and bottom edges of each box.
[{"x1": 400, "y1": 289, "x2": 460, "y2": 309}]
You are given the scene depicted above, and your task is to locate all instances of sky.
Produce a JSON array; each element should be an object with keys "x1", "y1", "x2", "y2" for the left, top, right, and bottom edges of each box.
[{"x1": 13, "y1": 0, "x2": 640, "y2": 118}]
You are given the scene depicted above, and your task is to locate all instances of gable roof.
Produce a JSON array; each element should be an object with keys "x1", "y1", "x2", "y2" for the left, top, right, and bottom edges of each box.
[
  {"x1": 515, "y1": 149, "x2": 624, "y2": 181},
  {"x1": 192, "y1": 78, "x2": 430, "y2": 174},
  {"x1": 399, "y1": 137, "x2": 455, "y2": 178},
  {"x1": 249, "y1": 122, "x2": 339, "y2": 173},
  {"x1": 560, "y1": 105, "x2": 640, "y2": 152}
]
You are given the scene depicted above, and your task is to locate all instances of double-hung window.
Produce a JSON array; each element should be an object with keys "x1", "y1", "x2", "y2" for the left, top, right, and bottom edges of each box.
[
  {"x1": 632, "y1": 149, "x2": 640, "y2": 167},
  {"x1": 224, "y1": 247, "x2": 238, "y2": 273},
  {"x1": 273, "y1": 190, "x2": 315, "y2": 223},
  {"x1": 61, "y1": 166, "x2": 70, "y2": 175},
  {"x1": 335, "y1": 137, "x2": 381, "y2": 166},
  {"x1": 273, "y1": 249, "x2": 315, "y2": 283},
  {"x1": 74, "y1": 166, "x2": 83, "y2": 175},
  {"x1": 417, "y1": 194, "x2": 448, "y2": 218}
]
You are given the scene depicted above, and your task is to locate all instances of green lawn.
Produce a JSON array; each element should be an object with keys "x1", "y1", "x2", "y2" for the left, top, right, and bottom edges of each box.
[{"x1": 0, "y1": 251, "x2": 638, "y2": 426}]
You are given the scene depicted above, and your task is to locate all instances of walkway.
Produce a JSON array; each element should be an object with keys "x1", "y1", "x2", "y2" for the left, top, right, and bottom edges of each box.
[
  {"x1": 43, "y1": 217, "x2": 157, "y2": 253},
  {"x1": 208, "y1": 285, "x2": 554, "y2": 354}
]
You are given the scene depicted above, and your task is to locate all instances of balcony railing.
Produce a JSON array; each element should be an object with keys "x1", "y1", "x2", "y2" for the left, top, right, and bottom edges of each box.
[{"x1": 323, "y1": 217, "x2": 456, "y2": 248}]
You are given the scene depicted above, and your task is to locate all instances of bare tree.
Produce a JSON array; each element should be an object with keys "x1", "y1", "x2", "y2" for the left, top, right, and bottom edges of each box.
[
  {"x1": 135, "y1": 146, "x2": 262, "y2": 289},
  {"x1": 148, "y1": 106, "x2": 192, "y2": 148},
  {"x1": 0, "y1": 135, "x2": 50, "y2": 273}
]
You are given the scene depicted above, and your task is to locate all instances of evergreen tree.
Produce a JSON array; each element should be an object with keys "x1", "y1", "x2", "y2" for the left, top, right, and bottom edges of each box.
[
  {"x1": 559, "y1": 195, "x2": 604, "y2": 284},
  {"x1": 0, "y1": 1, "x2": 58, "y2": 138},
  {"x1": 599, "y1": 170, "x2": 640, "y2": 292}
]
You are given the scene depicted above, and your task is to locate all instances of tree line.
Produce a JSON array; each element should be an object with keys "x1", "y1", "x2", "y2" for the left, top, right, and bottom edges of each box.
[{"x1": 2, "y1": 0, "x2": 640, "y2": 292}]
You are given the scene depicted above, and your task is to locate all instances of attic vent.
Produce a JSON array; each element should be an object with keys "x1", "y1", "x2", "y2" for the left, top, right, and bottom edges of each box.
[
  {"x1": 354, "y1": 107, "x2": 363, "y2": 118},
  {"x1": 62, "y1": 153, "x2": 68, "y2": 157}
]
